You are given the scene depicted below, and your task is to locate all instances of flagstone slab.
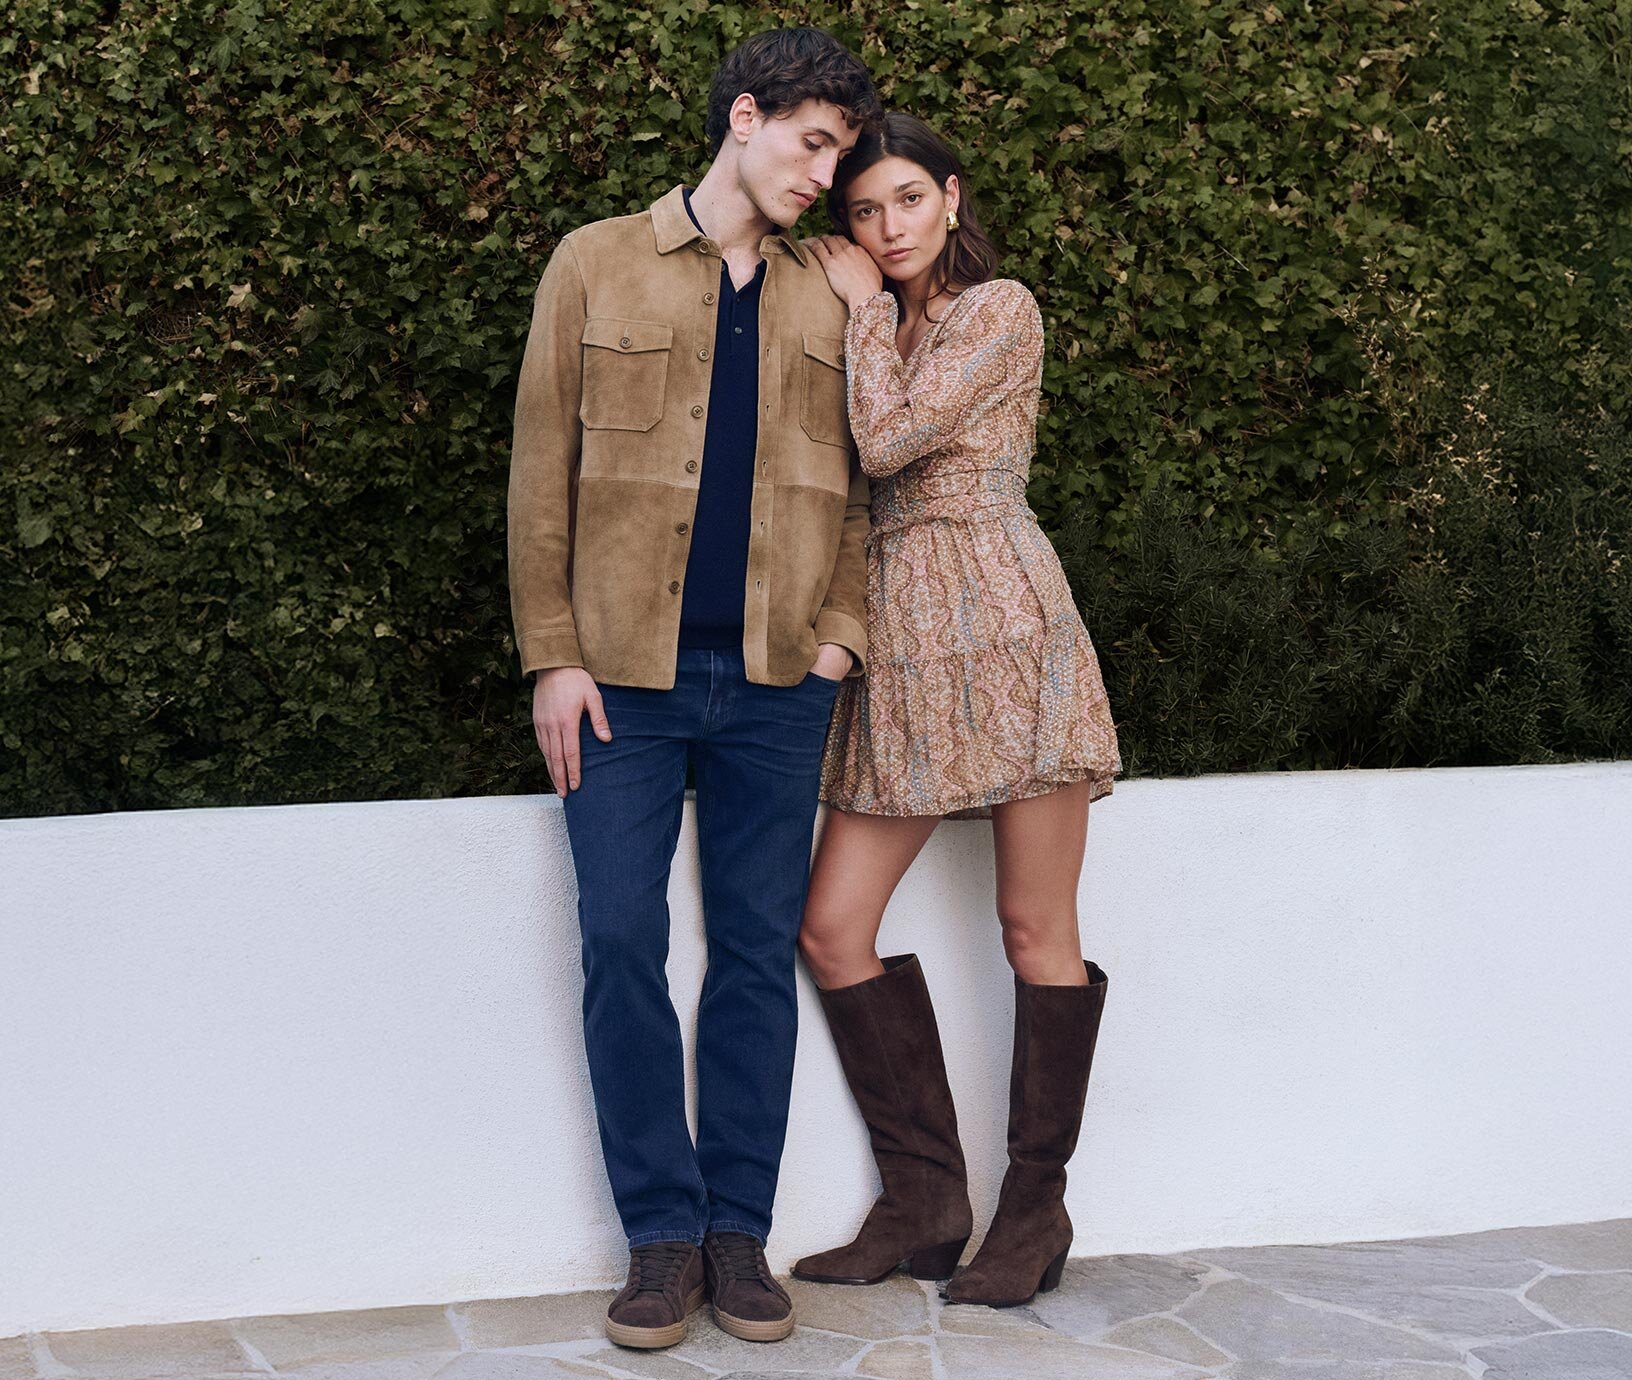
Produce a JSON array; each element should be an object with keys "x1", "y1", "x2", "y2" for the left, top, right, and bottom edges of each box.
[
  {"x1": 1178, "y1": 1237, "x2": 1547, "y2": 1341},
  {"x1": 935, "y1": 1333, "x2": 1209, "y2": 1379},
  {"x1": 1022, "y1": 1251, "x2": 1211, "y2": 1337},
  {"x1": 1188, "y1": 1239, "x2": 1539, "y2": 1294},
  {"x1": 1473, "y1": 1327, "x2": 1632, "y2": 1378},
  {"x1": 1351, "y1": 1285, "x2": 1558, "y2": 1342},
  {"x1": 233, "y1": 1304, "x2": 458, "y2": 1367},
  {"x1": 1176, "y1": 1277, "x2": 1461, "y2": 1364},
  {"x1": 1526, "y1": 1271, "x2": 1632, "y2": 1330},
  {"x1": 934, "y1": 1302, "x2": 1055, "y2": 1337},
  {"x1": 1225, "y1": 1278, "x2": 1547, "y2": 1343},
  {"x1": 1403, "y1": 1226, "x2": 1632, "y2": 1272},
  {"x1": 854, "y1": 1337, "x2": 935, "y2": 1379},
  {"x1": 430, "y1": 1354, "x2": 607, "y2": 1378},
  {"x1": 1102, "y1": 1315, "x2": 1232, "y2": 1369},
  {"x1": 783, "y1": 1275, "x2": 929, "y2": 1339},
  {"x1": 275, "y1": 1352, "x2": 463, "y2": 1380},
  {"x1": 0, "y1": 1343, "x2": 37, "y2": 1380},
  {"x1": 0, "y1": 1336, "x2": 36, "y2": 1380},
  {"x1": 41, "y1": 1320, "x2": 255, "y2": 1378},
  {"x1": 716, "y1": 1374, "x2": 864, "y2": 1380},
  {"x1": 639, "y1": 1316, "x2": 864, "y2": 1374},
  {"x1": 454, "y1": 1293, "x2": 617, "y2": 1349},
  {"x1": 1229, "y1": 1364, "x2": 1475, "y2": 1379},
  {"x1": 566, "y1": 1344, "x2": 715, "y2": 1379}
]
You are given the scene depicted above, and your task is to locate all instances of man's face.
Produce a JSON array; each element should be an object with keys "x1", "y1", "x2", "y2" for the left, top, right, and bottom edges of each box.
[{"x1": 735, "y1": 97, "x2": 861, "y2": 229}]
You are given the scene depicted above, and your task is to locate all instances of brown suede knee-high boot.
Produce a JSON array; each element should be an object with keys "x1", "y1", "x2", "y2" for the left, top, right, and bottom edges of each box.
[
  {"x1": 791, "y1": 954, "x2": 973, "y2": 1284},
  {"x1": 942, "y1": 959, "x2": 1108, "y2": 1307}
]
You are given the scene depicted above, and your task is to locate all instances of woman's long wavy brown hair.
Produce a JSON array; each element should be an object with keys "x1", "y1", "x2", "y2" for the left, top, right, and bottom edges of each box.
[{"x1": 826, "y1": 112, "x2": 1000, "y2": 321}]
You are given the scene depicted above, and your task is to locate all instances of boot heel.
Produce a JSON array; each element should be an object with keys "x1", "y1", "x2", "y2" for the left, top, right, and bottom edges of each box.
[
  {"x1": 1038, "y1": 1246, "x2": 1069, "y2": 1294},
  {"x1": 907, "y1": 1236, "x2": 969, "y2": 1279}
]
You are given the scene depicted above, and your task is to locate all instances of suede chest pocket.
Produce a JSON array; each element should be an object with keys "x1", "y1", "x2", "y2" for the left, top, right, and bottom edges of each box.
[
  {"x1": 580, "y1": 318, "x2": 673, "y2": 432},
  {"x1": 799, "y1": 333, "x2": 851, "y2": 449}
]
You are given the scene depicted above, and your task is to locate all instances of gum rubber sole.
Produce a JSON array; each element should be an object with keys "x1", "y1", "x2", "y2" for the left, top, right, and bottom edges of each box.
[
  {"x1": 604, "y1": 1283, "x2": 706, "y2": 1349},
  {"x1": 712, "y1": 1303, "x2": 797, "y2": 1342}
]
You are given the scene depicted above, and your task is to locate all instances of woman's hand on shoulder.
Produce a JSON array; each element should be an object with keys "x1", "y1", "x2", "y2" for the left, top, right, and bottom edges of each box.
[{"x1": 808, "y1": 235, "x2": 885, "y2": 313}]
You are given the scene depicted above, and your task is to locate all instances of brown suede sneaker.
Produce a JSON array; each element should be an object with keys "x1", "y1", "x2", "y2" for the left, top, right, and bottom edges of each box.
[
  {"x1": 605, "y1": 1240, "x2": 705, "y2": 1349},
  {"x1": 703, "y1": 1230, "x2": 795, "y2": 1342}
]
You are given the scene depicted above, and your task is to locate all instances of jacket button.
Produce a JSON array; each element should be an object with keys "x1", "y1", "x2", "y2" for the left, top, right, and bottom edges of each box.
[
  {"x1": 690, "y1": 405, "x2": 703, "y2": 418},
  {"x1": 676, "y1": 522, "x2": 688, "y2": 534},
  {"x1": 669, "y1": 580, "x2": 681, "y2": 594},
  {"x1": 703, "y1": 292, "x2": 715, "y2": 304},
  {"x1": 697, "y1": 348, "x2": 710, "y2": 361},
  {"x1": 685, "y1": 459, "x2": 698, "y2": 473},
  {"x1": 619, "y1": 336, "x2": 631, "y2": 349}
]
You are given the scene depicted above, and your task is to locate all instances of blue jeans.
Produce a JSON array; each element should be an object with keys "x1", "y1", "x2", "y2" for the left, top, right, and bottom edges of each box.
[{"x1": 560, "y1": 648, "x2": 841, "y2": 1247}]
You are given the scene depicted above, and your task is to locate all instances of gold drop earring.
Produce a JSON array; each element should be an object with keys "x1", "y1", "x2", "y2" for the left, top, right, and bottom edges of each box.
[{"x1": 946, "y1": 208, "x2": 960, "y2": 231}]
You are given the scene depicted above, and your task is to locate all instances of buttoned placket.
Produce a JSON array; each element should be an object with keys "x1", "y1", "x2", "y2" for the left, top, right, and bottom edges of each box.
[
  {"x1": 669, "y1": 239, "x2": 722, "y2": 609},
  {"x1": 667, "y1": 231, "x2": 794, "y2": 683}
]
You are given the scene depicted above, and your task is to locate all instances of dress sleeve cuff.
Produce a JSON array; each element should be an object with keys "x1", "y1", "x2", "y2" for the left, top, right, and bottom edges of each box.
[{"x1": 845, "y1": 290, "x2": 899, "y2": 348}]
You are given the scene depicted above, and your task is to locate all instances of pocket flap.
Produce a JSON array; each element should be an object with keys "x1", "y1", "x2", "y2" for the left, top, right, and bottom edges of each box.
[
  {"x1": 582, "y1": 318, "x2": 674, "y2": 353},
  {"x1": 802, "y1": 333, "x2": 846, "y2": 370}
]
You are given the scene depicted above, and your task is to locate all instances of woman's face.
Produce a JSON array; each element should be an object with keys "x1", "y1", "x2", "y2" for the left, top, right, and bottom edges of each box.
[{"x1": 842, "y1": 155, "x2": 960, "y2": 284}]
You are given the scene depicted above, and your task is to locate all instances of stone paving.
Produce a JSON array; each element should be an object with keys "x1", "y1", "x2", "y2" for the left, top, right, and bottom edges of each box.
[{"x1": 5, "y1": 1219, "x2": 1630, "y2": 1379}]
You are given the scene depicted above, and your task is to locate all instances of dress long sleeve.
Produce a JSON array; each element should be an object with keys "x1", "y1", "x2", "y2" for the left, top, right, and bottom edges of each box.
[{"x1": 841, "y1": 280, "x2": 1043, "y2": 479}]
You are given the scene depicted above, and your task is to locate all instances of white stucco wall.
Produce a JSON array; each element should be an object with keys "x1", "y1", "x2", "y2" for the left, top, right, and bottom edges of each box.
[{"x1": 2, "y1": 761, "x2": 1629, "y2": 1338}]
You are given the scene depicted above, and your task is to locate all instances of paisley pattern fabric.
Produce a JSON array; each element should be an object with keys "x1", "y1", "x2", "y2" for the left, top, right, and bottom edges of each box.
[{"x1": 817, "y1": 279, "x2": 1122, "y2": 819}]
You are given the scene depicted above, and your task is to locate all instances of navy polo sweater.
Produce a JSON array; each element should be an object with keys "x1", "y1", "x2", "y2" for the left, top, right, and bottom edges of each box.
[{"x1": 676, "y1": 185, "x2": 765, "y2": 650}]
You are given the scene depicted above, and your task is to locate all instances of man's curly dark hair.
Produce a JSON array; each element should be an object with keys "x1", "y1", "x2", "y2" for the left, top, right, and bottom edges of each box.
[{"x1": 705, "y1": 27, "x2": 884, "y2": 157}]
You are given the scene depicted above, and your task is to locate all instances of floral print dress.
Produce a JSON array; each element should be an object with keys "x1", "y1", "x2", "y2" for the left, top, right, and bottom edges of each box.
[{"x1": 817, "y1": 278, "x2": 1122, "y2": 819}]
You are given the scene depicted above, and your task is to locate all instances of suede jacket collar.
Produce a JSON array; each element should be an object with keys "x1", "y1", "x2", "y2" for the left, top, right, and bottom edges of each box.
[{"x1": 649, "y1": 183, "x2": 812, "y2": 269}]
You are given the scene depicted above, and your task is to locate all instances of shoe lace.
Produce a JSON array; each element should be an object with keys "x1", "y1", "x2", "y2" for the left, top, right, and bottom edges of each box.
[
  {"x1": 630, "y1": 1241, "x2": 693, "y2": 1296},
  {"x1": 710, "y1": 1231, "x2": 767, "y2": 1284}
]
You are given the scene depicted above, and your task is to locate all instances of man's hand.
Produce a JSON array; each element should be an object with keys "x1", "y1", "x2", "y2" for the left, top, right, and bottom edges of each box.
[
  {"x1": 810, "y1": 642, "x2": 855, "y2": 682},
  {"x1": 531, "y1": 666, "x2": 612, "y2": 796}
]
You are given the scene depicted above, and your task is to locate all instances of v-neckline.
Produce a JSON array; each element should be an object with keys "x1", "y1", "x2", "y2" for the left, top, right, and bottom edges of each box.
[{"x1": 898, "y1": 284, "x2": 976, "y2": 367}]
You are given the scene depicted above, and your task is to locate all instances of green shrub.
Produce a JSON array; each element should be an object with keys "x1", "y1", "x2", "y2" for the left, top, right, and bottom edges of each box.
[
  {"x1": 1057, "y1": 383, "x2": 1632, "y2": 777},
  {"x1": 2, "y1": 0, "x2": 1627, "y2": 815}
]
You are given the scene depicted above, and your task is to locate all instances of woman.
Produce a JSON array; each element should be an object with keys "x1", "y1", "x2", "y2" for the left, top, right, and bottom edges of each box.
[{"x1": 798, "y1": 112, "x2": 1122, "y2": 1308}]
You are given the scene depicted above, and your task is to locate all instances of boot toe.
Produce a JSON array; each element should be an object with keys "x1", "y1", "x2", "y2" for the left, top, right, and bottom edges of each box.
[
  {"x1": 940, "y1": 1272, "x2": 1022, "y2": 1308},
  {"x1": 791, "y1": 1243, "x2": 898, "y2": 1284}
]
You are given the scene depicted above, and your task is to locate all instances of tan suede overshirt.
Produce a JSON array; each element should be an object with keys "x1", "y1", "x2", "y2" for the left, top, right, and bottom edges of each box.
[{"x1": 507, "y1": 183, "x2": 870, "y2": 689}]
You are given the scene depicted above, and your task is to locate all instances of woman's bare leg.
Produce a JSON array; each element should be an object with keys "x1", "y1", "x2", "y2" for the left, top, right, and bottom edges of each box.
[
  {"x1": 799, "y1": 807, "x2": 942, "y2": 990},
  {"x1": 991, "y1": 781, "x2": 1095, "y2": 986}
]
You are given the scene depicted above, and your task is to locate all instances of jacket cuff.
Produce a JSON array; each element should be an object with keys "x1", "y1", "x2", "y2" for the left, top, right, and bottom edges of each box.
[
  {"x1": 518, "y1": 627, "x2": 586, "y2": 680},
  {"x1": 814, "y1": 609, "x2": 868, "y2": 678}
]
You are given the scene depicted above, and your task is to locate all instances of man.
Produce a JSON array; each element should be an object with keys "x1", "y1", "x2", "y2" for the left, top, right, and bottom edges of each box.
[{"x1": 507, "y1": 27, "x2": 882, "y2": 1350}]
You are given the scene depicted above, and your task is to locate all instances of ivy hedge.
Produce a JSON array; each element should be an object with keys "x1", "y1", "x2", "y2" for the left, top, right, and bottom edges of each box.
[{"x1": 2, "y1": 0, "x2": 1628, "y2": 815}]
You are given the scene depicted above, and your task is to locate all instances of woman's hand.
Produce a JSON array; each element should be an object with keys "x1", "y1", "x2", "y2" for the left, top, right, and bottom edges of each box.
[{"x1": 809, "y1": 235, "x2": 885, "y2": 312}]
